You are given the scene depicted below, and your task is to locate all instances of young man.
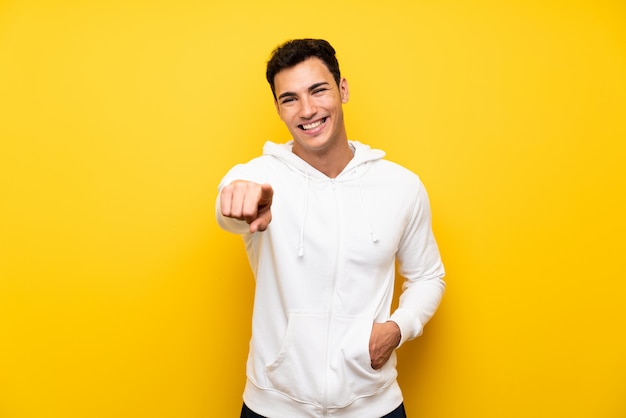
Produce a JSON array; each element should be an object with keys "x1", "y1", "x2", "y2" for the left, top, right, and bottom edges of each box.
[{"x1": 216, "y1": 39, "x2": 445, "y2": 418}]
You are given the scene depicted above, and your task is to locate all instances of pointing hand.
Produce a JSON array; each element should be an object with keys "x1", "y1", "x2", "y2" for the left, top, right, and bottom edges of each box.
[{"x1": 220, "y1": 181, "x2": 274, "y2": 233}]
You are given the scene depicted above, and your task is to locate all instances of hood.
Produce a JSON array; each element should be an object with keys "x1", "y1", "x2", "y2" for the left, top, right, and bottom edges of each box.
[
  {"x1": 262, "y1": 140, "x2": 386, "y2": 180},
  {"x1": 261, "y1": 140, "x2": 385, "y2": 257}
]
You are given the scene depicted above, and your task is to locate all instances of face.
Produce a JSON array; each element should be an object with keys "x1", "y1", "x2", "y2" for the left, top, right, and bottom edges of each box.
[{"x1": 273, "y1": 57, "x2": 350, "y2": 157}]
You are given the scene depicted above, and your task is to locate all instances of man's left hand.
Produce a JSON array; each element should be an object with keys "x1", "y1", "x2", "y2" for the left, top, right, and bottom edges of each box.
[{"x1": 369, "y1": 321, "x2": 401, "y2": 370}]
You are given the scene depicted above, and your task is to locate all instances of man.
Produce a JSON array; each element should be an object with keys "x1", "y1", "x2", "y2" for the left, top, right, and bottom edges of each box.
[{"x1": 216, "y1": 39, "x2": 445, "y2": 418}]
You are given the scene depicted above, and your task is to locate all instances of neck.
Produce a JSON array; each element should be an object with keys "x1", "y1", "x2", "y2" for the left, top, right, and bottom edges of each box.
[{"x1": 293, "y1": 140, "x2": 354, "y2": 178}]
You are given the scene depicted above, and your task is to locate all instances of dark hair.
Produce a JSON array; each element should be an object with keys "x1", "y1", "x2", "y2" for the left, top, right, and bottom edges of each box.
[{"x1": 266, "y1": 38, "x2": 341, "y2": 100}]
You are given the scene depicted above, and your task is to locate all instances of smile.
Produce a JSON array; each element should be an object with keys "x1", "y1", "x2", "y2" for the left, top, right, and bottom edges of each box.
[{"x1": 299, "y1": 117, "x2": 327, "y2": 131}]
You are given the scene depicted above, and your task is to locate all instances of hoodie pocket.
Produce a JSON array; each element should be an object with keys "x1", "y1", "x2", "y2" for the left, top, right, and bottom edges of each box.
[
  {"x1": 328, "y1": 316, "x2": 388, "y2": 407},
  {"x1": 264, "y1": 314, "x2": 391, "y2": 407},
  {"x1": 265, "y1": 312, "x2": 327, "y2": 403}
]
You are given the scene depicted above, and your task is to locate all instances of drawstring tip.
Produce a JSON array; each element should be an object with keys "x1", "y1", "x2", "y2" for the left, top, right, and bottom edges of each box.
[
  {"x1": 297, "y1": 247, "x2": 304, "y2": 257},
  {"x1": 371, "y1": 233, "x2": 379, "y2": 243}
]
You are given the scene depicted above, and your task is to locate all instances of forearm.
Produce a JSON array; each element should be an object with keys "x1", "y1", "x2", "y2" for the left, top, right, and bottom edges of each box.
[{"x1": 390, "y1": 272, "x2": 445, "y2": 346}]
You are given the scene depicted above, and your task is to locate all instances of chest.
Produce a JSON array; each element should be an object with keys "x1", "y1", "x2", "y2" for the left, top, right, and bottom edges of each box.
[{"x1": 269, "y1": 177, "x2": 414, "y2": 268}]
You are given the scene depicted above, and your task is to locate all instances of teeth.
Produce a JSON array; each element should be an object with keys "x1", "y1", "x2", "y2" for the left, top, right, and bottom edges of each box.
[{"x1": 302, "y1": 119, "x2": 324, "y2": 130}]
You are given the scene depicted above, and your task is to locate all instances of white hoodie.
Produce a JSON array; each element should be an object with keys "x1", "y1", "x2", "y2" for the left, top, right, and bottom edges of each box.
[{"x1": 216, "y1": 140, "x2": 445, "y2": 418}]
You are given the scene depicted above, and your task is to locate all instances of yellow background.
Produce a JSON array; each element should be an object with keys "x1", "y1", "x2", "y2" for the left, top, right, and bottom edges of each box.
[{"x1": 1, "y1": 0, "x2": 625, "y2": 417}]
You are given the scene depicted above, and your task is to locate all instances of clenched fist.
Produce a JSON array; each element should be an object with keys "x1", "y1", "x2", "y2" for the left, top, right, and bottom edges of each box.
[{"x1": 220, "y1": 181, "x2": 274, "y2": 233}]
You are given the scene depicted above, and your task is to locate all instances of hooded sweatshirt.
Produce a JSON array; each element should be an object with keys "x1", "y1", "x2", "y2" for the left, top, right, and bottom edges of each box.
[{"x1": 216, "y1": 140, "x2": 445, "y2": 418}]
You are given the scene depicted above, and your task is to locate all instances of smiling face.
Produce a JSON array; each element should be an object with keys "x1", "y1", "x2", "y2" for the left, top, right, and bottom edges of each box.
[{"x1": 273, "y1": 57, "x2": 350, "y2": 160}]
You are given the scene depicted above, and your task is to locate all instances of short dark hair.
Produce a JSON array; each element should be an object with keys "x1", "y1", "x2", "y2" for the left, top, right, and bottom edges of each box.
[{"x1": 266, "y1": 38, "x2": 341, "y2": 100}]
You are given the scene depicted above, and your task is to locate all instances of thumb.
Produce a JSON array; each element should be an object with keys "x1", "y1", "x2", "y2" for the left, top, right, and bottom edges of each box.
[{"x1": 259, "y1": 183, "x2": 274, "y2": 204}]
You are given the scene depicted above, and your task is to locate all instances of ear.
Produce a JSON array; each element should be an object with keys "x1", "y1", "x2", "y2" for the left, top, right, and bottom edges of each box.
[{"x1": 339, "y1": 78, "x2": 350, "y2": 103}]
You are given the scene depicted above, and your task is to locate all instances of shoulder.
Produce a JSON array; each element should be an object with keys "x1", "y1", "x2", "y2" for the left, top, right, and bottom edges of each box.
[
  {"x1": 218, "y1": 154, "x2": 280, "y2": 189},
  {"x1": 369, "y1": 158, "x2": 424, "y2": 186}
]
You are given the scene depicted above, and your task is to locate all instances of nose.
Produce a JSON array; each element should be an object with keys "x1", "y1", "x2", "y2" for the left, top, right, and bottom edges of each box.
[{"x1": 299, "y1": 96, "x2": 317, "y2": 119}]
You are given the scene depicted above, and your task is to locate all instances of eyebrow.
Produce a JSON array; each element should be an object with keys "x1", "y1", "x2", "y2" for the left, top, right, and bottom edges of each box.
[{"x1": 277, "y1": 82, "x2": 331, "y2": 101}]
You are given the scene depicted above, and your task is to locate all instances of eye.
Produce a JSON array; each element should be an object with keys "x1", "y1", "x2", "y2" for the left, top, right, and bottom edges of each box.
[
  {"x1": 312, "y1": 88, "x2": 328, "y2": 95},
  {"x1": 280, "y1": 97, "x2": 296, "y2": 105}
]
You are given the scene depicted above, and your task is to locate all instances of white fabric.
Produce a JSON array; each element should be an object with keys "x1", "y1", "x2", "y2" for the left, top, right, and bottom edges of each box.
[{"x1": 216, "y1": 140, "x2": 445, "y2": 418}]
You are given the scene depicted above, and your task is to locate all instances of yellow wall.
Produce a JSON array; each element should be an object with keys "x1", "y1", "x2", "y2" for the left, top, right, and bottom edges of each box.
[{"x1": 1, "y1": 1, "x2": 625, "y2": 417}]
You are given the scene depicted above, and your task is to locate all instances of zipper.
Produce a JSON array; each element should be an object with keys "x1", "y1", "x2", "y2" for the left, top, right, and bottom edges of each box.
[{"x1": 322, "y1": 177, "x2": 340, "y2": 416}]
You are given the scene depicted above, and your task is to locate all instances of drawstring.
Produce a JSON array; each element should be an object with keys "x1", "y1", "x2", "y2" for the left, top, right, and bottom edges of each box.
[
  {"x1": 297, "y1": 162, "x2": 379, "y2": 258},
  {"x1": 298, "y1": 167, "x2": 310, "y2": 257}
]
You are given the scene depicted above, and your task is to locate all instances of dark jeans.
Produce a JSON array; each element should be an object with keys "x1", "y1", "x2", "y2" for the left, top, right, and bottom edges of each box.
[{"x1": 240, "y1": 402, "x2": 407, "y2": 418}]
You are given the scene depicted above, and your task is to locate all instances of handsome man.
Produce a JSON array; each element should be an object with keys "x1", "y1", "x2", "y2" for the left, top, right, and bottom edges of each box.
[{"x1": 216, "y1": 39, "x2": 445, "y2": 418}]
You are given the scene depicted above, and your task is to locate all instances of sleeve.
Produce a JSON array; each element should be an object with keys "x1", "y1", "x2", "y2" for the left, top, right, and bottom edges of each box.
[{"x1": 389, "y1": 179, "x2": 446, "y2": 346}]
